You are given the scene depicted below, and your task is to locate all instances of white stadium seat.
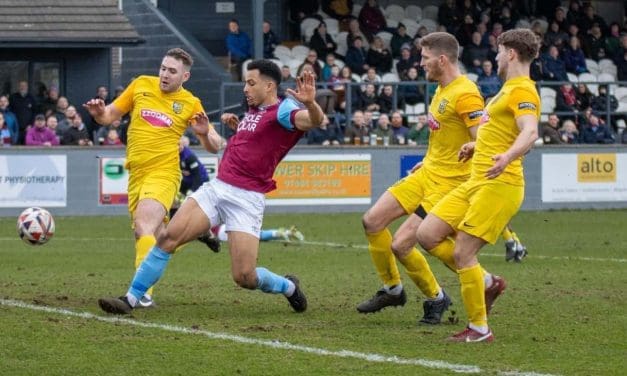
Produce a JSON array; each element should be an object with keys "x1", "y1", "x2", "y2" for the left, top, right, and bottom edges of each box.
[
  {"x1": 567, "y1": 72, "x2": 578, "y2": 83},
  {"x1": 405, "y1": 5, "x2": 422, "y2": 21},
  {"x1": 540, "y1": 87, "x2": 557, "y2": 99},
  {"x1": 585, "y1": 59, "x2": 600, "y2": 75},
  {"x1": 381, "y1": 72, "x2": 400, "y2": 83},
  {"x1": 376, "y1": 31, "x2": 393, "y2": 50},
  {"x1": 422, "y1": 5, "x2": 438, "y2": 21}
]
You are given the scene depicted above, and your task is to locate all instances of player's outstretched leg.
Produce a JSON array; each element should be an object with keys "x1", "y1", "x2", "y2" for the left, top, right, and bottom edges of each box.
[{"x1": 255, "y1": 267, "x2": 307, "y2": 312}]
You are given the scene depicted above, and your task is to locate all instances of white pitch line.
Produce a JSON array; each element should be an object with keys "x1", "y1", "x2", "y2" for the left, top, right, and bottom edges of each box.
[
  {"x1": 0, "y1": 298, "x2": 557, "y2": 376},
  {"x1": 2, "y1": 237, "x2": 625, "y2": 263}
]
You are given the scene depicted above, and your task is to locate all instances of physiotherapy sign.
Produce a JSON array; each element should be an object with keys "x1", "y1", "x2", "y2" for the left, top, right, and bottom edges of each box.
[
  {"x1": 266, "y1": 154, "x2": 371, "y2": 205},
  {"x1": 0, "y1": 155, "x2": 67, "y2": 207},
  {"x1": 542, "y1": 153, "x2": 627, "y2": 202}
]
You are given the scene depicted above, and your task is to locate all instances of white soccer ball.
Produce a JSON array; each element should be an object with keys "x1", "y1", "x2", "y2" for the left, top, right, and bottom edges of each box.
[{"x1": 16, "y1": 207, "x2": 55, "y2": 246}]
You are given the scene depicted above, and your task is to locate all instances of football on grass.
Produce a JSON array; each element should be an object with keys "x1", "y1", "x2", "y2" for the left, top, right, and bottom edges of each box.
[{"x1": 17, "y1": 207, "x2": 55, "y2": 246}]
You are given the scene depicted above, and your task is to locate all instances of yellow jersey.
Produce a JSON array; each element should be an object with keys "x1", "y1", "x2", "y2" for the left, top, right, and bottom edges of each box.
[
  {"x1": 472, "y1": 76, "x2": 540, "y2": 186},
  {"x1": 113, "y1": 75, "x2": 204, "y2": 172},
  {"x1": 423, "y1": 75, "x2": 484, "y2": 179}
]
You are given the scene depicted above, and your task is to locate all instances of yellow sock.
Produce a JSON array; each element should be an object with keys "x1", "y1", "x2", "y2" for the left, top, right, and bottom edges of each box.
[
  {"x1": 429, "y1": 238, "x2": 457, "y2": 272},
  {"x1": 502, "y1": 226, "x2": 513, "y2": 241},
  {"x1": 135, "y1": 235, "x2": 156, "y2": 297},
  {"x1": 458, "y1": 264, "x2": 487, "y2": 328},
  {"x1": 511, "y1": 231, "x2": 521, "y2": 244},
  {"x1": 398, "y1": 249, "x2": 440, "y2": 299},
  {"x1": 366, "y1": 229, "x2": 401, "y2": 287}
]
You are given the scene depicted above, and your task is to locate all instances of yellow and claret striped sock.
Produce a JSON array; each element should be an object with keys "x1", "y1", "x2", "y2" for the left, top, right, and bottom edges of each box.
[
  {"x1": 458, "y1": 264, "x2": 487, "y2": 328},
  {"x1": 135, "y1": 235, "x2": 156, "y2": 297},
  {"x1": 366, "y1": 229, "x2": 401, "y2": 287},
  {"x1": 429, "y1": 237, "x2": 457, "y2": 272},
  {"x1": 399, "y1": 249, "x2": 440, "y2": 299}
]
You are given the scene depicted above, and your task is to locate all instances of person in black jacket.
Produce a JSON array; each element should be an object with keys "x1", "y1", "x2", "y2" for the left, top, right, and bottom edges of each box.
[
  {"x1": 8, "y1": 80, "x2": 36, "y2": 144},
  {"x1": 309, "y1": 22, "x2": 338, "y2": 60}
]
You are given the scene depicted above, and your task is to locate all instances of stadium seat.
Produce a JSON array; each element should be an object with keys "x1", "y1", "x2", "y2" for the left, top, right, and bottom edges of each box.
[
  {"x1": 385, "y1": 4, "x2": 405, "y2": 22},
  {"x1": 541, "y1": 96, "x2": 556, "y2": 113},
  {"x1": 597, "y1": 72, "x2": 615, "y2": 82},
  {"x1": 376, "y1": 31, "x2": 393, "y2": 50},
  {"x1": 323, "y1": 18, "x2": 339, "y2": 35},
  {"x1": 300, "y1": 18, "x2": 321, "y2": 43},
  {"x1": 335, "y1": 31, "x2": 348, "y2": 56},
  {"x1": 351, "y1": 73, "x2": 362, "y2": 82},
  {"x1": 567, "y1": 72, "x2": 578, "y2": 83},
  {"x1": 422, "y1": 5, "x2": 438, "y2": 21},
  {"x1": 516, "y1": 19, "x2": 531, "y2": 29},
  {"x1": 614, "y1": 87, "x2": 627, "y2": 102},
  {"x1": 386, "y1": 19, "x2": 399, "y2": 28},
  {"x1": 334, "y1": 58, "x2": 345, "y2": 69},
  {"x1": 241, "y1": 59, "x2": 252, "y2": 80},
  {"x1": 273, "y1": 45, "x2": 292, "y2": 61},
  {"x1": 381, "y1": 72, "x2": 400, "y2": 83},
  {"x1": 579, "y1": 72, "x2": 598, "y2": 95},
  {"x1": 291, "y1": 45, "x2": 310, "y2": 61},
  {"x1": 534, "y1": 19, "x2": 548, "y2": 34},
  {"x1": 540, "y1": 87, "x2": 557, "y2": 99},
  {"x1": 401, "y1": 19, "x2": 419, "y2": 37},
  {"x1": 405, "y1": 5, "x2": 422, "y2": 21},
  {"x1": 585, "y1": 59, "x2": 600, "y2": 75},
  {"x1": 352, "y1": 4, "x2": 362, "y2": 17},
  {"x1": 391, "y1": 59, "x2": 398, "y2": 74},
  {"x1": 287, "y1": 59, "x2": 302, "y2": 77},
  {"x1": 418, "y1": 19, "x2": 438, "y2": 33}
]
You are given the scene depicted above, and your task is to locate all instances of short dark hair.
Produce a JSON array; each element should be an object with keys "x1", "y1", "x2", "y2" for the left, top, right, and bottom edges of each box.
[
  {"x1": 165, "y1": 48, "x2": 194, "y2": 69},
  {"x1": 247, "y1": 59, "x2": 281, "y2": 86},
  {"x1": 497, "y1": 29, "x2": 540, "y2": 63}
]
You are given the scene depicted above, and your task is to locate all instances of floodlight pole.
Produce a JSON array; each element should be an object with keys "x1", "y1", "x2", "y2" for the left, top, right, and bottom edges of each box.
[{"x1": 253, "y1": 0, "x2": 265, "y2": 60}]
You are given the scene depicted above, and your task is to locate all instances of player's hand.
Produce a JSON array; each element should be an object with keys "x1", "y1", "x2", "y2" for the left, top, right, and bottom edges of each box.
[
  {"x1": 190, "y1": 112, "x2": 209, "y2": 135},
  {"x1": 220, "y1": 113, "x2": 239, "y2": 131},
  {"x1": 286, "y1": 70, "x2": 316, "y2": 105},
  {"x1": 410, "y1": 161, "x2": 423, "y2": 173},
  {"x1": 82, "y1": 98, "x2": 106, "y2": 117},
  {"x1": 486, "y1": 153, "x2": 511, "y2": 179},
  {"x1": 458, "y1": 142, "x2": 476, "y2": 162}
]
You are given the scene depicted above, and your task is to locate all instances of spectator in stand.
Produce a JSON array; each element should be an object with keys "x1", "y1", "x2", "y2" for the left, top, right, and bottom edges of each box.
[
  {"x1": 327, "y1": 64, "x2": 342, "y2": 89},
  {"x1": 346, "y1": 18, "x2": 369, "y2": 49},
  {"x1": 551, "y1": 6, "x2": 568, "y2": 32},
  {"x1": 396, "y1": 44, "x2": 418, "y2": 81},
  {"x1": 376, "y1": 85, "x2": 399, "y2": 114},
  {"x1": 57, "y1": 104, "x2": 77, "y2": 136},
  {"x1": 298, "y1": 62, "x2": 336, "y2": 116},
  {"x1": 103, "y1": 128, "x2": 123, "y2": 146},
  {"x1": 477, "y1": 60, "x2": 502, "y2": 99},
  {"x1": 289, "y1": 0, "x2": 321, "y2": 39},
  {"x1": 299, "y1": 50, "x2": 323, "y2": 79},
  {"x1": 497, "y1": 6, "x2": 516, "y2": 31},
  {"x1": 62, "y1": 112, "x2": 93, "y2": 146},
  {"x1": 45, "y1": 114, "x2": 61, "y2": 143},
  {"x1": 544, "y1": 21, "x2": 569, "y2": 51},
  {"x1": 389, "y1": 110, "x2": 408, "y2": 145},
  {"x1": 409, "y1": 36, "x2": 423, "y2": 61},
  {"x1": 87, "y1": 85, "x2": 110, "y2": 136},
  {"x1": 309, "y1": 22, "x2": 338, "y2": 61},
  {"x1": 541, "y1": 45, "x2": 568, "y2": 81},
  {"x1": 578, "y1": 4, "x2": 607, "y2": 35},
  {"x1": 458, "y1": 0, "x2": 480, "y2": 26},
  {"x1": 335, "y1": 65, "x2": 359, "y2": 112},
  {"x1": 39, "y1": 85, "x2": 59, "y2": 116},
  {"x1": 562, "y1": 36, "x2": 589, "y2": 74},
  {"x1": 225, "y1": 19, "x2": 252, "y2": 80},
  {"x1": 583, "y1": 23, "x2": 607, "y2": 61},
  {"x1": 363, "y1": 110, "x2": 376, "y2": 129},
  {"x1": 321, "y1": 53, "x2": 338, "y2": 81},
  {"x1": 9, "y1": 80, "x2": 36, "y2": 144},
  {"x1": 462, "y1": 32, "x2": 490, "y2": 75},
  {"x1": 344, "y1": 110, "x2": 370, "y2": 144},
  {"x1": 307, "y1": 114, "x2": 341, "y2": 145},
  {"x1": 486, "y1": 34, "x2": 499, "y2": 67},
  {"x1": 613, "y1": 33, "x2": 627, "y2": 65},
  {"x1": 372, "y1": 113, "x2": 392, "y2": 144},
  {"x1": 591, "y1": 85, "x2": 619, "y2": 129},
  {"x1": 321, "y1": 0, "x2": 353, "y2": 22},
  {"x1": 361, "y1": 67, "x2": 381, "y2": 90},
  {"x1": 54, "y1": 96, "x2": 69, "y2": 123},
  {"x1": 438, "y1": 0, "x2": 459, "y2": 34},
  {"x1": 455, "y1": 13, "x2": 476, "y2": 47},
  {"x1": 95, "y1": 119, "x2": 122, "y2": 145},
  {"x1": 263, "y1": 21, "x2": 280, "y2": 59},
  {"x1": 555, "y1": 83, "x2": 578, "y2": 121},
  {"x1": 566, "y1": 1, "x2": 582, "y2": 28},
  {"x1": 575, "y1": 83, "x2": 595, "y2": 111},
  {"x1": 367, "y1": 36, "x2": 392, "y2": 75},
  {"x1": 358, "y1": 0, "x2": 386, "y2": 41},
  {"x1": 391, "y1": 23, "x2": 412, "y2": 59},
  {"x1": 605, "y1": 22, "x2": 622, "y2": 59},
  {"x1": 540, "y1": 113, "x2": 564, "y2": 144},
  {"x1": 398, "y1": 67, "x2": 423, "y2": 106},
  {"x1": 0, "y1": 112, "x2": 12, "y2": 146},
  {"x1": 0, "y1": 95, "x2": 18, "y2": 145},
  {"x1": 559, "y1": 119, "x2": 579, "y2": 144},
  {"x1": 345, "y1": 36, "x2": 369, "y2": 75},
  {"x1": 280, "y1": 65, "x2": 295, "y2": 83},
  {"x1": 358, "y1": 83, "x2": 380, "y2": 112},
  {"x1": 407, "y1": 113, "x2": 429, "y2": 145},
  {"x1": 25, "y1": 114, "x2": 59, "y2": 147},
  {"x1": 581, "y1": 113, "x2": 614, "y2": 144},
  {"x1": 617, "y1": 49, "x2": 627, "y2": 81}
]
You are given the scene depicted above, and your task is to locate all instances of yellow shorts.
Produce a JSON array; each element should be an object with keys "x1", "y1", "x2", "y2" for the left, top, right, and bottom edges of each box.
[
  {"x1": 387, "y1": 167, "x2": 464, "y2": 215},
  {"x1": 127, "y1": 168, "x2": 181, "y2": 219},
  {"x1": 430, "y1": 180, "x2": 524, "y2": 244}
]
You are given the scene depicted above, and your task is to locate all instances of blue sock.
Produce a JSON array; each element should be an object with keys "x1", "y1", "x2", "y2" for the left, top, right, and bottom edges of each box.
[
  {"x1": 128, "y1": 246, "x2": 171, "y2": 301},
  {"x1": 255, "y1": 267, "x2": 289, "y2": 294},
  {"x1": 259, "y1": 230, "x2": 274, "y2": 241}
]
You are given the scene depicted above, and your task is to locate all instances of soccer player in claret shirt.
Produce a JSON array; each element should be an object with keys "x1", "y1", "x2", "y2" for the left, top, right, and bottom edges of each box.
[
  {"x1": 97, "y1": 60, "x2": 324, "y2": 315},
  {"x1": 357, "y1": 32, "x2": 505, "y2": 325},
  {"x1": 417, "y1": 29, "x2": 540, "y2": 342},
  {"x1": 83, "y1": 48, "x2": 224, "y2": 308}
]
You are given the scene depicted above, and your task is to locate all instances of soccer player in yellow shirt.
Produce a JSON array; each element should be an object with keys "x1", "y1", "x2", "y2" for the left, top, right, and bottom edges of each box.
[
  {"x1": 83, "y1": 48, "x2": 224, "y2": 307},
  {"x1": 417, "y1": 29, "x2": 540, "y2": 342},
  {"x1": 357, "y1": 32, "x2": 504, "y2": 324}
]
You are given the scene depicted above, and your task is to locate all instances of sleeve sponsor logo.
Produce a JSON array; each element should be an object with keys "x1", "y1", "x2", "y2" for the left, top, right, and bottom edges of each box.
[
  {"x1": 518, "y1": 102, "x2": 537, "y2": 111},
  {"x1": 468, "y1": 110, "x2": 484, "y2": 120}
]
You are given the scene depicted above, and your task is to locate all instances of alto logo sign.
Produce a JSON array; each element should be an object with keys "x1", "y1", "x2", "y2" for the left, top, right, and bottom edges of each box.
[{"x1": 577, "y1": 154, "x2": 616, "y2": 183}]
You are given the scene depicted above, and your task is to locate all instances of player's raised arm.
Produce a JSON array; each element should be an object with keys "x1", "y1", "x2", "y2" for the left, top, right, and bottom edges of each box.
[
  {"x1": 83, "y1": 99, "x2": 124, "y2": 126},
  {"x1": 285, "y1": 71, "x2": 324, "y2": 131}
]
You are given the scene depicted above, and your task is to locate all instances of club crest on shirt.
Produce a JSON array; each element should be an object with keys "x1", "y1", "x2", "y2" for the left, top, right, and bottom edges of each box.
[
  {"x1": 437, "y1": 99, "x2": 449, "y2": 114},
  {"x1": 427, "y1": 113, "x2": 441, "y2": 130},
  {"x1": 172, "y1": 101, "x2": 183, "y2": 114}
]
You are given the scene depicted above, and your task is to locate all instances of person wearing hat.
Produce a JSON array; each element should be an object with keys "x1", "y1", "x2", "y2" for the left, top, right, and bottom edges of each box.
[
  {"x1": 391, "y1": 22, "x2": 413, "y2": 58},
  {"x1": 396, "y1": 43, "x2": 419, "y2": 80},
  {"x1": 25, "y1": 114, "x2": 59, "y2": 146}
]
